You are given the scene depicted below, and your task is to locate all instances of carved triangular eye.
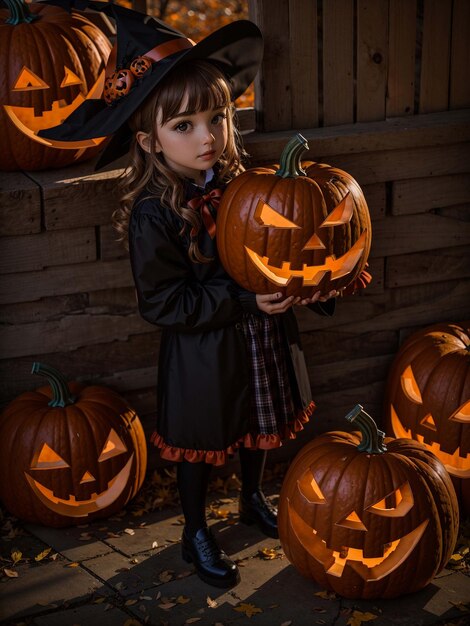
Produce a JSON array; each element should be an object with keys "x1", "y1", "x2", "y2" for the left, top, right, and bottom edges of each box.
[
  {"x1": 98, "y1": 429, "x2": 127, "y2": 462},
  {"x1": 400, "y1": 365, "x2": 423, "y2": 404},
  {"x1": 320, "y1": 193, "x2": 353, "y2": 227},
  {"x1": 32, "y1": 443, "x2": 70, "y2": 469},
  {"x1": 254, "y1": 199, "x2": 299, "y2": 228},
  {"x1": 297, "y1": 472, "x2": 326, "y2": 504},
  {"x1": 367, "y1": 482, "x2": 414, "y2": 517},
  {"x1": 336, "y1": 509, "x2": 367, "y2": 531},
  {"x1": 450, "y1": 400, "x2": 470, "y2": 423},
  {"x1": 61, "y1": 67, "x2": 82, "y2": 88},
  {"x1": 80, "y1": 470, "x2": 95, "y2": 484},
  {"x1": 13, "y1": 67, "x2": 49, "y2": 91}
]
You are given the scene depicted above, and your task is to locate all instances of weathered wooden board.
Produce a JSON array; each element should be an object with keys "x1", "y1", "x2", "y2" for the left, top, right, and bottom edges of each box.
[
  {"x1": 370, "y1": 212, "x2": 470, "y2": 258},
  {"x1": 0, "y1": 228, "x2": 96, "y2": 274},
  {"x1": 0, "y1": 311, "x2": 152, "y2": 359},
  {"x1": 419, "y1": 0, "x2": 452, "y2": 113},
  {"x1": 0, "y1": 171, "x2": 41, "y2": 235},
  {"x1": 386, "y1": 245, "x2": 470, "y2": 288},
  {"x1": 386, "y1": 0, "x2": 416, "y2": 117},
  {"x1": 434, "y1": 203, "x2": 470, "y2": 222},
  {"x1": 244, "y1": 109, "x2": 470, "y2": 162},
  {"x1": 0, "y1": 293, "x2": 88, "y2": 325},
  {"x1": 99, "y1": 366, "x2": 157, "y2": 392},
  {"x1": 236, "y1": 108, "x2": 256, "y2": 134},
  {"x1": 26, "y1": 162, "x2": 123, "y2": 230},
  {"x1": 289, "y1": 0, "x2": 318, "y2": 128},
  {"x1": 356, "y1": 0, "x2": 388, "y2": 122},
  {"x1": 363, "y1": 183, "x2": 386, "y2": 221},
  {"x1": 450, "y1": 0, "x2": 470, "y2": 109},
  {"x1": 362, "y1": 256, "x2": 384, "y2": 294},
  {"x1": 307, "y1": 353, "x2": 394, "y2": 391},
  {"x1": 0, "y1": 259, "x2": 134, "y2": 304},
  {"x1": 100, "y1": 223, "x2": 127, "y2": 261},
  {"x1": 88, "y1": 286, "x2": 137, "y2": 310},
  {"x1": 322, "y1": 0, "x2": 354, "y2": 126},
  {"x1": 392, "y1": 174, "x2": 470, "y2": 215}
]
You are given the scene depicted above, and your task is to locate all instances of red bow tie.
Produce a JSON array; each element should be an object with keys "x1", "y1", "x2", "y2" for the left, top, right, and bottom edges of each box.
[{"x1": 188, "y1": 188, "x2": 222, "y2": 239}]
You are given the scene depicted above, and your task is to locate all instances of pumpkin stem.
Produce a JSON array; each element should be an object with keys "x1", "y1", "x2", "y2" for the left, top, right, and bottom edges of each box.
[
  {"x1": 31, "y1": 362, "x2": 76, "y2": 408},
  {"x1": 345, "y1": 404, "x2": 387, "y2": 454},
  {"x1": 276, "y1": 133, "x2": 308, "y2": 178},
  {"x1": 4, "y1": 0, "x2": 38, "y2": 24}
]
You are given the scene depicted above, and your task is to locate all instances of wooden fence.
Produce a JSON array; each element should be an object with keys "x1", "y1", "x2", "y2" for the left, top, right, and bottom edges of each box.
[{"x1": 0, "y1": 0, "x2": 469, "y2": 472}]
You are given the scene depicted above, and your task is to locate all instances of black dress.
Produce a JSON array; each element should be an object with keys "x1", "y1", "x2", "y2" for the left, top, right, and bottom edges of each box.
[{"x1": 128, "y1": 172, "x2": 334, "y2": 465}]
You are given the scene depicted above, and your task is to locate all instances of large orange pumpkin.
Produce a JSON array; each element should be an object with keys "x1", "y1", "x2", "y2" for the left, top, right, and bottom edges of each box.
[
  {"x1": 0, "y1": 363, "x2": 147, "y2": 528},
  {"x1": 278, "y1": 405, "x2": 459, "y2": 599},
  {"x1": 384, "y1": 322, "x2": 470, "y2": 517},
  {"x1": 0, "y1": 0, "x2": 111, "y2": 171},
  {"x1": 217, "y1": 134, "x2": 372, "y2": 298}
]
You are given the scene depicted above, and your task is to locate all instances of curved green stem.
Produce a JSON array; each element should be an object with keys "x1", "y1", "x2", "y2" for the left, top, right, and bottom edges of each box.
[
  {"x1": 345, "y1": 404, "x2": 387, "y2": 454},
  {"x1": 4, "y1": 0, "x2": 38, "y2": 24},
  {"x1": 31, "y1": 362, "x2": 76, "y2": 408},
  {"x1": 275, "y1": 133, "x2": 308, "y2": 178}
]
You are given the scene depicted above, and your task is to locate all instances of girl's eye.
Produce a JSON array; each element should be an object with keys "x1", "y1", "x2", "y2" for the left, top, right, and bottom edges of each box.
[
  {"x1": 174, "y1": 122, "x2": 190, "y2": 132},
  {"x1": 212, "y1": 113, "x2": 226, "y2": 125}
]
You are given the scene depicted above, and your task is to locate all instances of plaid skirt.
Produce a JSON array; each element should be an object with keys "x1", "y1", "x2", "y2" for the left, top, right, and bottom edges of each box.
[{"x1": 241, "y1": 312, "x2": 305, "y2": 436}]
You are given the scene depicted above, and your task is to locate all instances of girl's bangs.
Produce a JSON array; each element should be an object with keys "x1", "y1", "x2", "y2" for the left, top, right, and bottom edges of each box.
[{"x1": 159, "y1": 61, "x2": 232, "y2": 123}]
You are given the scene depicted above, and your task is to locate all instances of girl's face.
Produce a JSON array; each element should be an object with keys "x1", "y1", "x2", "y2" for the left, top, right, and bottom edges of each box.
[{"x1": 154, "y1": 95, "x2": 228, "y2": 185}]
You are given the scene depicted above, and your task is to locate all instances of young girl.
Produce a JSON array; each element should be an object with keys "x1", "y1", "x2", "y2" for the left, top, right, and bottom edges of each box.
[{"x1": 39, "y1": 3, "x2": 336, "y2": 590}]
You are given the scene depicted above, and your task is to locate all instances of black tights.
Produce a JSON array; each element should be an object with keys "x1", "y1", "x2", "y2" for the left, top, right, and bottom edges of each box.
[{"x1": 176, "y1": 448, "x2": 267, "y2": 536}]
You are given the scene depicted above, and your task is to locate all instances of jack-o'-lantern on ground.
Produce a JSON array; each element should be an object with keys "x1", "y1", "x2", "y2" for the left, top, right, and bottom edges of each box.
[
  {"x1": 0, "y1": 0, "x2": 111, "y2": 171},
  {"x1": 0, "y1": 363, "x2": 147, "y2": 528},
  {"x1": 278, "y1": 405, "x2": 459, "y2": 599},
  {"x1": 217, "y1": 134, "x2": 372, "y2": 298},
  {"x1": 385, "y1": 322, "x2": 470, "y2": 517}
]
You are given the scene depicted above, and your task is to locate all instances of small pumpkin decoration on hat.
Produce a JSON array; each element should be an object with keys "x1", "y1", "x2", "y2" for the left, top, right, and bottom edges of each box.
[
  {"x1": 0, "y1": 0, "x2": 111, "y2": 171},
  {"x1": 384, "y1": 321, "x2": 470, "y2": 517},
  {"x1": 0, "y1": 363, "x2": 147, "y2": 528},
  {"x1": 217, "y1": 134, "x2": 372, "y2": 299},
  {"x1": 278, "y1": 405, "x2": 459, "y2": 599}
]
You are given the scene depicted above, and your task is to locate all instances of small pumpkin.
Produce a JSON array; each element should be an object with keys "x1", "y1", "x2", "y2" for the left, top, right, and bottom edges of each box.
[
  {"x1": 217, "y1": 134, "x2": 372, "y2": 298},
  {"x1": 0, "y1": 363, "x2": 147, "y2": 528},
  {"x1": 0, "y1": 0, "x2": 111, "y2": 171},
  {"x1": 278, "y1": 405, "x2": 459, "y2": 599},
  {"x1": 384, "y1": 321, "x2": 470, "y2": 517}
]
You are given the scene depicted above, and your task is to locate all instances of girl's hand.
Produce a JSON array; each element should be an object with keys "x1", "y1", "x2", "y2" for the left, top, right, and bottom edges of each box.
[
  {"x1": 256, "y1": 292, "x2": 301, "y2": 314},
  {"x1": 295, "y1": 289, "x2": 339, "y2": 306}
]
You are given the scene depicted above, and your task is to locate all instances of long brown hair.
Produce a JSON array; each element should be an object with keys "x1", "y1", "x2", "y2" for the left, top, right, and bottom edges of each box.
[{"x1": 113, "y1": 60, "x2": 246, "y2": 262}]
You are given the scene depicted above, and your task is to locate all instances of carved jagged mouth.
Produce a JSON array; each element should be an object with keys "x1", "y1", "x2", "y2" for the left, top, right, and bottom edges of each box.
[
  {"x1": 391, "y1": 406, "x2": 470, "y2": 478},
  {"x1": 287, "y1": 502, "x2": 428, "y2": 581},
  {"x1": 25, "y1": 454, "x2": 133, "y2": 517},
  {"x1": 244, "y1": 230, "x2": 367, "y2": 286},
  {"x1": 3, "y1": 72, "x2": 106, "y2": 148}
]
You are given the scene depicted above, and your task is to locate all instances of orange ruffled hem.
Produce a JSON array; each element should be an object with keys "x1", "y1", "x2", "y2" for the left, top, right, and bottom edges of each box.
[{"x1": 150, "y1": 401, "x2": 315, "y2": 466}]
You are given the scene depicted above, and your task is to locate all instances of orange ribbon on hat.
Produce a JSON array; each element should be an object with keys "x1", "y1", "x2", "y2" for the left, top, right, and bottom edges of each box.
[{"x1": 188, "y1": 189, "x2": 222, "y2": 239}]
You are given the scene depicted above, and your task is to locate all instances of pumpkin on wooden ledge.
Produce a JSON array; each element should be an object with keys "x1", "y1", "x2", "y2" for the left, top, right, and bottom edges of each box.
[
  {"x1": 278, "y1": 405, "x2": 459, "y2": 599},
  {"x1": 384, "y1": 321, "x2": 470, "y2": 517},
  {"x1": 0, "y1": 0, "x2": 111, "y2": 171},
  {"x1": 0, "y1": 363, "x2": 147, "y2": 528},
  {"x1": 216, "y1": 133, "x2": 372, "y2": 299}
]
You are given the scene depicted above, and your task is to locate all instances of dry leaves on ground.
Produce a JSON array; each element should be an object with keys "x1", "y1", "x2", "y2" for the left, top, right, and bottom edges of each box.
[
  {"x1": 346, "y1": 610, "x2": 378, "y2": 626},
  {"x1": 234, "y1": 603, "x2": 263, "y2": 618}
]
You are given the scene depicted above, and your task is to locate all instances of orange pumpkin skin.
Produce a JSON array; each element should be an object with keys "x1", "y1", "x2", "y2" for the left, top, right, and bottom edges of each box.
[
  {"x1": 0, "y1": 1, "x2": 111, "y2": 171},
  {"x1": 278, "y1": 417, "x2": 458, "y2": 599},
  {"x1": 217, "y1": 136, "x2": 371, "y2": 299},
  {"x1": 0, "y1": 366, "x2": 147, "y2": 528},
  {"x1": 384, "y1": 322, "x2": 470, "y2": 517}
]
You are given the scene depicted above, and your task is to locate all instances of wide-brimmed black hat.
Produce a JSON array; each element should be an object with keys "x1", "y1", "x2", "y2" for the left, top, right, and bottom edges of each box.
[{"x1": 37, "y1": 0, "x2": 263, "y2": 168}]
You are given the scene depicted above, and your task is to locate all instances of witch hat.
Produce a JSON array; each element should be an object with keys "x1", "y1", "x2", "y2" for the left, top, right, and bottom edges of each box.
[{"x1": 37, "y1": 0, "x2": 263, "y2": 168}]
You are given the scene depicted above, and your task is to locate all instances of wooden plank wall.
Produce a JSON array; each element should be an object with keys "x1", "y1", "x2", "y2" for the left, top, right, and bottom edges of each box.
[
  {"x1": 1, "y1": 110, "x2": 469, "y2": 472},
  {"x1": 250, "y1": 0, "x2": 470, "y2": 130}
]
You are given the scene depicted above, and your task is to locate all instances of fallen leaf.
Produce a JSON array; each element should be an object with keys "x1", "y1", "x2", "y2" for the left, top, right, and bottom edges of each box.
[
  {"x1": 107, "y1": 532, "x2": 121, "y2": 538},
  {"x1": 130, "y1": 558, "x2": 139, "y2": 564},
  {"x1": 11, "y1": 550, "x2": 22, "y2": 564},
  {"x1": 314, "y1": 590, "x2": 337, "y2": 600},
  {"x1": 258, "y1": 547, "x2": 278, "y2": 560},
  {"x1": 139, "y1": 596, "x2": 152, "y2": 601},
  {"x1": 93, "y1": 597, "x2": 106, "y2": 604},
  {"x1": 3, "y1": 568, "x2": 18, "y2": 578},
  {"x1": 177, "y1": 595, "x2": 191, "y2": 604},
  {"x1": 281, "y1": 621, "x2": 292, "y2": 626},
  {"x1": 211, "y1": 508, "x2": 230, "y2": 519},
  {"x1": 185, "y1": 619, "x2": 201, "y2": 624},
  {"x1": 158, "y1": 570, "x2": 174, "y2": 583},
  {"x1": 124, "y1": 599, "x2": 138, "y2": 606},
  {"x1": 124, "y1": 528, "x2": 135, "y2": 536},
  {"x1": 78, "y1": 533, "x2": 93, "y2": 541},
  {"x1": 34, "y1": 548, "x2": 52, "y2": 562},
  {"x1": 159, "y1": 602, "x2": 176, "y2": 610},
  {"x1": 346, "y1": 610, "x2": 378, "y2": 626},
  {"x1": 233, "y1": 603, "x2": 263, "y2": 618},
  {"x1": 123, "y1": 620, "x2": 142, "y2": 626},
  {"x1": 50, "y1": 553, "x2": 59, "y2": 561},
  {"x1": 66, "y1": 562, "x2": 80, "y2": 568},
  {"x1": 207, "y1": 596, "x2": 218, "y2": 608},
  {"x1": 268, "y1": 604, "x2": 279, "y2": 609},
  {"x1": 151, "y1": 541, "x2": 158, "y2": 549}
]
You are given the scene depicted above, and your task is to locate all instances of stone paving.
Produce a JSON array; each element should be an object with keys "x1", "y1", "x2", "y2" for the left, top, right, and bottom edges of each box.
[{"x1": 1, "y1": 476, "x2": 469, "y2": 626}]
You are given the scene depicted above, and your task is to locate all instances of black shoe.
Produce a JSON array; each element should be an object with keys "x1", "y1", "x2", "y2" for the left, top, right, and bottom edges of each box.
[
  {"x1": 181, "y1": 526, "x2": 240, "y2": 588},
  {"x1": 239, "y1": 490, "x2": 279, "y2": 538}
]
